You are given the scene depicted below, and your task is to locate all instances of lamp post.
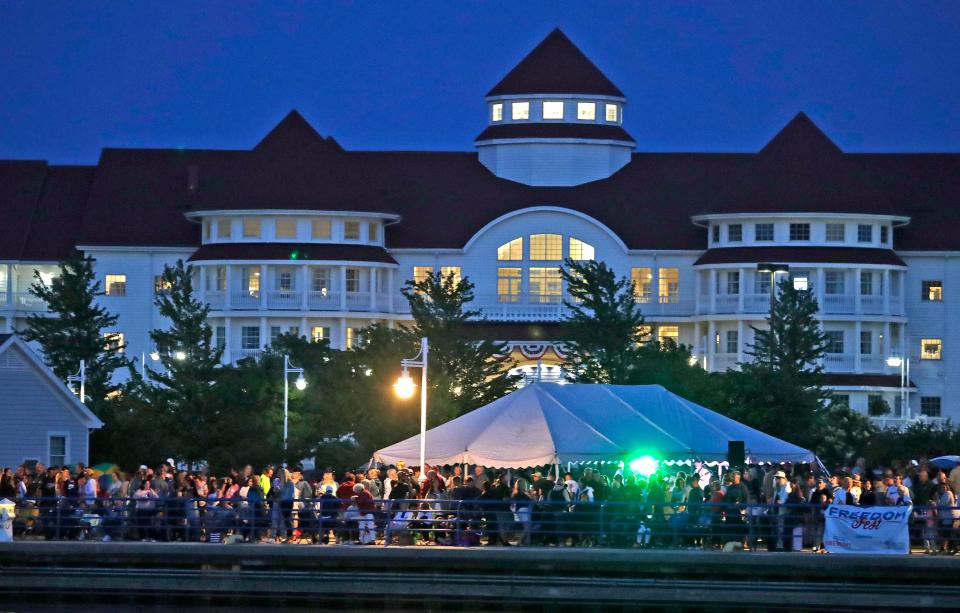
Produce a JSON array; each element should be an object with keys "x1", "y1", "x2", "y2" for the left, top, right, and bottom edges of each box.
[
  {"x1": 67, "y1": 360, "x2": 85, "y2": 404},
  {"x1": 756, "y1": 263, "x2": 790, "y2": 366},
  {"x1": 282, "y1": 355, "x2": 307, "y2": 452},
  {"x1": 886, "y1": 355, "x2": 909, "y2": 419},
  {"x1": 395, "y1": 337, "x2": 428, "y2": 479},
  {"x1": 140, "y1": 350, "x2": 161, "y2": 378}
]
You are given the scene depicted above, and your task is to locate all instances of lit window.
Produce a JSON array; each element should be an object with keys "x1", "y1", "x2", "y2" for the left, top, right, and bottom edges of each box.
[
  {"x1": 637, "y1": 325, "x2": 653, "y2": 344},
  {"x1": 242, "y1": 218, "x2": 261, "y2": 238},
  {"x1": 880, "y1": 226, "x2": 889, "y2": 244},
  {"x1": 497, "y1": 237, "x2": 523, "y2": 261},
  {"x1": 103, "y1": 332, "x2": 124, "y2": 354},
  {"x1": 789, "y1": 223, "x2": 810, "y2": 241},
  {"x1": 725, "y1": 330, "x2": 738, "y2": 354},
  {"x1": 577, "y1": 102, "x2": 596, "y2": 120},
  {"x1": 826, "y1": 223, "x2": 845, "y2": 242},
  {"x1": 276, "y1": 218, "x2": 297, "y2": 239},
  {"x1": 658, "y1": 268, "x2": 679, "y2": 303},
  {"x1": 922, "y1": 281, "x2": 943, "y2": 302},
  {"x1": 755, "y1": 223, "x2": 774, "y2": 241},
  {"x1": 346, "y1": 327, "x2": 363, "y2": 349},
  {"x1": 658, "y1": 325, "x2": 679, "y2": 346},
  {"x1": 312, "y1": 268, "x2": 331, "y2": 294},
  {"x1": 529, "y1": 234, "x2": 562, "y2": 260},
  {"x1": 824, "y1": 331, "x2": 844, "y2": 354},
  {"x1": 242, "y1": 267, "x2": 260, "y2": 295},
  {"x1": 368, "y1": 223, "x2": 379, "y2": 242},
  {"x1": 312, "y1": 219, "x2": 332, "y2": 239},
  {"x1": 154, "y1": 275, "x2": 171, "y2": 295},
  {"x1": 491, "y1": 103, "x2": 503, "y2": 122},
  {"x1": 241, "y1": 326, "x2": 260, "y2": 350},
  {"x1": 631, "y1": 268, "x2": 652, "y2": 302},
  {"x1": 921, "y1": 338, "x2": 942, "y2": 360},
  {"x1": 792, "y1": 274, "x2": 809, "y2": 291},
  {"x1": 413, "y1": 266, "x2": 433, "y2": 285},
  {"x1": 344, "y1": 221, "x2": 361, "y2": 240},
  {"x1": 605, "y1": 104, "x2": 618, "y2": 121},
  {"x1": 217, "y1": 219, "x2": 231, "y2": 239},
  {"x1": 440, "y1": 266, "x2": 461, "y2": 286},
  {"x1": 543, "y1": 101, "x2": 564, "y2": 119},
  {"x1": 497, "y1": 268, "x2": 522, "y2": 303},
  {"x1": 105, "y1": 274, "x2": 126, "y2": 296},
  {"x1": 528, "y1": 268, "x2": 562, "y2": 304},
  {"x1": 857, "y1": 224, "x2": 873, "y2": 243},
  {"x1": 49, "y1": 435, "x2": 66, "y2": 467},
  {"x1": 921, "y1": 397, "x2": 942, "y2": 417},
  {"x1": 568, "y1": 238, "x2": 595, "y2": 261},
  {"x1": 311, "y1": 326, "x2": 330, "y2": 342},
  {"x1": 727, "y1": 224, "x2": 742, "y2": 242},
  {"x1": 345, "y1": 268, "x2": 361, "y2": 293},
  {"x1": 512, "y1": 101, "x2": 530, "y2": 120}
]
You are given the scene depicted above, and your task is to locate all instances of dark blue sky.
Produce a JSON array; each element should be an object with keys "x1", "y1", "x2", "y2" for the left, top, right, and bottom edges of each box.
[{"x1": 2, "y1": 2, "x2": 958, "y2": 163}]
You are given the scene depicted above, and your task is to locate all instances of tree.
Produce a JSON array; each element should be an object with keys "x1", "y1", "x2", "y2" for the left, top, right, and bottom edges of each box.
[
  {"x1": 868, "y1": 395, "x2": 892, "y2": 417},
  {"x1": 401, "y1": 270, "x2": 518, "y2": 424}
]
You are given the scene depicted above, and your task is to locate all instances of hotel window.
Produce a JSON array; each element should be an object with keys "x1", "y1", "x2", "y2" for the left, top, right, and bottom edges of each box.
[
  {"x1": 825, "y1": 271, "x2": 845, "y2": 295},
  {"x1": 824, "y1": 331, "x2": 844, "y2": 354},
  {"x1": 711, "y1": 225, "x2": 720, "y2": 243},
  {"x1": 0, "y1": 268, "x2": 6, "y2": 293},
  {"x1": 542, "y1": 101, "x2": 564, "y2": 119},
  {"x1": 217, "y1": 219, "x2": 231, "y2": 239},
  {"x1": 755, "y1": 223, "x2": 774, "y2": 241},
  {"x1": 105, "y1": 274, "x2": 126, "y2": 296},
  {"x1": 921, "y1": 397, "x2": 942, "y2": 418},
  {"x1": 789, "y1": 223, "x2": 810, "y2": 241},
  {"x1": 529, "y1": 233, "x2": 562, "y2": 260},
  {"x1": 203, "y1": 221, "x2": 211, "y2": 240},
  {"x1": 726, "y1": 330, "x2": 738, "y2": 354},
  {"x1": 860, "y1": 272, "x2": 873, "y2": 296},
  {"x1": 921, "y1": 338, "x2": 942, "y2": 360},
  {"x1": 825, "y1": 223, "x2": 845, "y2": 242},
  {"x1": 103, "y1": 332, "x2": 124, "y2": 354},
  {"x1": 605, "y1": 104, "x2": 618, "y2": 121},
  {"x1": 497, "y1": 268, "x2": 522, "y2": 303},
  {"x1": 413, "y1": 266, "x2": 433, "y2": 285},
  {"x1": 497, "y1": 237, "x2": 523, "y2": 261},
  {"x1": 636, "y1": 325, "x2": 653, "y2": 344},
  {"x1": 312, "y1": 268, "x2": 331, "y2": 294},
  {"x1": 276, "y1": 218, "x2": 297, "y2": 239},
  {"x1": 491, "y1": 103, "x2": 503, "y2": 122},
  {"x1": 860, "y1": 331, "x2": 872, "y2": 355},
  {"x1": 727, "y1": 224, "x2": 742, "y2": 242},
  {"x1": 658, "y1": 325, "x2": 679, "y2": 346},
  {"x1": 857, "y1": 224, "x2": 873, "y2": 243},
  {"x1": 242, "y1": 267, "x2": 260, "y2": 295},
  {"x1": 242, "y1": 218, "x2": 261, "y2": 238},
  {"x1": 440, "y1": 266, "x2": 461, "y2": 286},
  {"x1": 832, "y1": 394, "x2": 850, "y2": 408},
  {"x1": 215, "y1": 326, "x2": 225, "y2": 350},
  {"x1": 658, "y1": 268, "x2": 679, "y2": 303},
  {"x1": 344, "y1": 221, "x2": 361, "y2": 240},
  {"x1": 922, "y1": 281, "x2": 943, "y2": 302},
  {"x1": 368, "y1": 223, "x2": 379, "y2": 242},
  {"x1": 792, "y1": 272, "x2": 809, "y2": 291},
  {"x1": 631, "y1": 268, "x2": 652, "y2": 301},
  {"x1": 880, "y1": 226, "x2": 889, "y2": 244},
  {"x1": 528, "y1": 267, "x2": 562, "y2": 303},
  {"x1": 755, "y1": 272, "x2": 771, "y2": 295},
  {"x1": 346, "y1": 327, "x2": 363, "y2": 349},
  {"x1": 241, "y1": 326, "x2": 260, "y2": 350},
  {"x1": 345, "y1": 268, "x2": 361, "y2": 293},
  {"x1": 271, "y1": 326, "x2": 282, "y2": 342},
  {"x1": 154, "y1": 275, "x2": 172, "y2": 295},
  {"x1": 311, "y1": 219, "x2": 332, "y2": 239},
  {"x1": 568, "y1": 238, "x2": 595, "y2": 261},
  {"x1": 577, "y1": 102, "x2": 595, "y2": 120},
  {"x1": 726, "y1": 271, "x2": 740, "y2": 295},
  {"x1": 49, "y1": 435, "x2": 66, "y2": 467},
  {"x1": 311, "y1": 326, "x2": 330, "y2": 342},
  {"x1": 208, "y1": 266, "x2": 225, "y2": 292},
  {"x1": 277, "y1": 267, "x2": 294, "y2": 291},
  {"x1": 512, "y1": 101, "x2": 529, "y2": 120}
]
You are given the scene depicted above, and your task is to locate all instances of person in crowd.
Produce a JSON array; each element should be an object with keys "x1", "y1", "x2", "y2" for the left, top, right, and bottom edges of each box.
[
  {"x1": 935, "y1": 480, "x2": 959, "y2": 554},
  {"x1": 133, "y1": 480, "x2": 159, "y2": 541},
  {"x1": 0, "y1": 468, "x2": 16, "y2": 498},
  {"x1": 883, "y1": 473, "x2": 912, "y2": 506}
]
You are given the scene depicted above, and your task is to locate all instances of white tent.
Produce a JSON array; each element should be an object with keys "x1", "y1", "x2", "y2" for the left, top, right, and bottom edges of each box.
[{"x1": 373, "y1": 383, "x2": 814, "y2": 468}]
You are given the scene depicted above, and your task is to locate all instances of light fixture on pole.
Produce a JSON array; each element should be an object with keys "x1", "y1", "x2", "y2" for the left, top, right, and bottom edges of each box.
[
  {"x1": 395, "y1": 337, "x2": 429, "y2": 480},
  {"x1": 886, "y1": 354, "x2": 909, "y2": 419},
  {"x1": 140, "y1": 350, "x2": 161, "y2": 378},
  {"x1": 174, "y1": 350, "x2": 187, "y2": 361},
  {"x1": 282, "y1": 355, "x2": 307, "y2": 452},
  {"x1": 67, "y1": 360, "x2": 86, "y2": 404}
]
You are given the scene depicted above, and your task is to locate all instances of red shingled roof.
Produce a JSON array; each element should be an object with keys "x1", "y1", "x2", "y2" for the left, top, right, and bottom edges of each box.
[
  {"x1": 474, "y1": 123, "x2": 634, "y2": 142},
  {"x1": 695, "y1": 247, "x2": 905, "y2": 267},
  {"x1": 824, "y1": 374, "x2": 916, "y2": 389},
  {"x1": 487, "y1": 29, "x2": 625, "y2": 98},
  {"x1": 187, "y1": 242, "x2": 396, "y2": 264}
]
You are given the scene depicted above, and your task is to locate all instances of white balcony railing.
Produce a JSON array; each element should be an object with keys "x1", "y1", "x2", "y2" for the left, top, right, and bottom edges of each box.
[
  {"x1": 823, "y1": 353, "x2": 856, "y2": 371},
  {"x1": 206, "y1": 291, "x2": 225, "y2": 310},
  {"x1": 636, "y1": 297, "x2": 695, "y2": 317},
  {"x1": 822, "y1": 294, "x2": 855, "y2": 314},
  {"x1": 230, "y1": 348, "x2": 263, "y2": 363},
  {"x1": 711, "y1": 354, "x2": 739, "y2": 372},
  {"x1": 230, "y1": 291, "x2": 261, "y2": 310},
  {"x1": 860, "y1": 355, "x2": 884, "y2": 372},
  {"x1": 267, "y1": 290, "x2": 302, "y2": 310},
  {"x1": 713, "y1": 294, "x2": 739, "y2": 314},
  {"x1": 11, "y1": 292, "x2": 46, "y2": 311},
  {"x1": 472, "y1": 294, "x2": 570, "y2": 322},
  {"x1": 872, "y1": 416, "x2": 947, "y2": 430},
  {"x1": 307, "y1": 291, "x2": 340, "y2": 311},
  {"x1": 743, "y1": 293, "x2": 770, "y2": 314},
  {"x1": 345, "y1": 291, "x2": 372, "y2": 311},
  {"x1": 860, "y1": 295, "x2": 885, "y2": 315}
]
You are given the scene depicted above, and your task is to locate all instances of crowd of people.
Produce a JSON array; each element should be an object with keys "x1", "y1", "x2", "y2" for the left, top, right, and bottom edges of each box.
[{"x1": 3, "y1": 456, "x2": 959, "y2": 553}]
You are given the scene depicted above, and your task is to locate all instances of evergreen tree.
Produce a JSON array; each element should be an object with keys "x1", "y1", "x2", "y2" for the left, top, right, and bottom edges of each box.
[{"x1": 23, "y1": 254, "x2": 129, "y2": 460}]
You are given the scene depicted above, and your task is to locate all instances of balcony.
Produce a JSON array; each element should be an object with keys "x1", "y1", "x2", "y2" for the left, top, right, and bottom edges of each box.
[
  {"x1": 872, "y1": 416, "x2": 947, "y2": 430},
  {"x1": 267, "y1": 291, "x2": 302, "y2": 310},
  {"x1": 4, "y1": 292, "x2": 46, "y2": 312},
  {"x1": 698, "y1": 291, "x2": 902, "y2": 317},
  {"x1": 711, "y1": 354, "x2": 739, "y2": 371},
  {"x1": 307, "y1": 291, "x2": 340, "y2": 311},
  {"x1": 230, "y1": 348, "x2": 263, "y2": 362},
  {"x1": 823, "y1": 353, "x2": 855, "y2": 371},
  {"x1": 208, "y1": 289, "x2": 386, "y2": 313},
  {"x1": 472, "y1": 294, "x2": 571, "y2": 322},
  {"x1": 636, "y1": 297, "x2": 695, "y2": 317},
  {"x1": 822, "y1": 294, "x2": 855, "y2": 314}
]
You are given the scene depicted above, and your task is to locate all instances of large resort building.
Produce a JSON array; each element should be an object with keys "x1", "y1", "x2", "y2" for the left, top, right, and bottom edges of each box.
[{"x1": 2, "y1": 29, "x2": 959, "y2": 426}]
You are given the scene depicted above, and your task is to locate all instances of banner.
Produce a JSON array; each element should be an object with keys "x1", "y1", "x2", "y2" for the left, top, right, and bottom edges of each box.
[{"x1": 823, "y1": 504, "x2": 912, "y2": 554}]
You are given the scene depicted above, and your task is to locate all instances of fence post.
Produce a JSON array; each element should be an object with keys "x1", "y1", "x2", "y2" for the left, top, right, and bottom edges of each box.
[
  {"x1": 55, "y1": 501, "x2": 61, "y2": 541},
  {"x1": 747, "y1": 504, "x2": 754, "y2": 552},
  {"x1": 455, "y1": 500, "x2": 462, "y2": 546}
]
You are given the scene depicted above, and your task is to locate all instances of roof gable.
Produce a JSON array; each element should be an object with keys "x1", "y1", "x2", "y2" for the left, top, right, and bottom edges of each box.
[
  {"x1": 760, "y1": 112, "x2": 842, "y2": 158},
  {"x1": 253, "y1": 110, "x2": 343, "y2": 156},
  {"x1": 486, "y1": 28, "x2": 624, "y2": 97}
]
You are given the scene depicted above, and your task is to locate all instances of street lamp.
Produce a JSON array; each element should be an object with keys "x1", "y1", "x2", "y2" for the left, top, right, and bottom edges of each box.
[
  {"x1": 395, "y1": 337, "x2": 429, "y2": 479},
  {"x1": 140, "y1": 351, "x2": 161, "y2": 378},
  {"x1": 282, "y1": 355, "x2": 307, "y2": 452},
  {"x1": 174, "y1": 350, "x2": 187, "y2": 361},
  {"x1": 67, "y1": 360, "x2": 85, "y2": 404},
  {"x1": 886, "y1": 354, "x2": 910, "y2": 419}
]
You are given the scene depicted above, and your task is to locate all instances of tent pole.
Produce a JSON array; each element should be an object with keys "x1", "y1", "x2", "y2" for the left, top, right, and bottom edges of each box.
[{"x1": 554, "y1": 458, "x2": 561, "y2": 481}]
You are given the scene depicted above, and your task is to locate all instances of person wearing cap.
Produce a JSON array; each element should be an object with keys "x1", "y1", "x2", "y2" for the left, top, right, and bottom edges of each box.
[{"x1": 767, "y1": 470, "x2": 790, "y2": 551}]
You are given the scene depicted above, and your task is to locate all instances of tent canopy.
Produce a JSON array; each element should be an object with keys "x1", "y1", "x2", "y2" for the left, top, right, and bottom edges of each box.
[{"x1": 373, "y1": 383, "x2": 814, "y2": 468}]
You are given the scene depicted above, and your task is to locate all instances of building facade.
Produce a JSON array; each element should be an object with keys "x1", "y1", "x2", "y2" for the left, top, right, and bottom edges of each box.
[{"x1": 2, "y1": 29, "x2": 959, "y2": 425}]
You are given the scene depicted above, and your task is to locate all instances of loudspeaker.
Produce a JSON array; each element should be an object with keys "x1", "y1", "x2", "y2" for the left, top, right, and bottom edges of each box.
[{"x1": 727, "y1": 440, "x2": 745, "y2": 469}]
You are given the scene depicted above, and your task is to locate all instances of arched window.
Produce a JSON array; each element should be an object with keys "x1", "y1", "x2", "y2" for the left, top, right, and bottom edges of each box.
[
  {"x1": 497, "y1": 237, "x2": 523, "y2": 261},
  {"x1": 529, "y1": 234, "x2": 562, "y2": 260},
  {"x1": 569, "y1": 238, "x2": 595, "y2": 261}
]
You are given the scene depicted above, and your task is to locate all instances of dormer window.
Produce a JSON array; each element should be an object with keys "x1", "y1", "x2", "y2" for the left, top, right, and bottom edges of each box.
[
  {"x1": 491, "y1": 103, "x2": 503, "y2": 122},
  {"x1": 605, "y1": 104, "x2": 618, "y2": 122},
  {"x1": 344, "y1": 221, "x2": 361, "y2": 240},
  {"x1": 727, "y1": 224, "x2": 742, "y2": 242},
  {"x1": 217, "y1": 219, "x2": 231, "y2": 239},
  {"x1": 543, "y1": 101, "x2": 564, "y2": 119},
  {"x1": 275, "y1": 218, "x2": 296, "y2": 239},
  {"x1": 312, "y1": 219, "x2": 331, "y2": 240},
  {"x1": 242, "y1": 218, "x2": 261, "y2": 239},
  {"x1": 512, "y1": 101, "x2": 529, "y2": 120},
  {"x1": 577, "y1": 102, "x2": 595, "y2": 120},
  {"x1": 368, "y1": 223, "x2": 379, "y2": 242}
]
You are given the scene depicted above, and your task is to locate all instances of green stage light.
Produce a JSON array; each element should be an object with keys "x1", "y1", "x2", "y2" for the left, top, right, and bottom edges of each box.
[{"x1": 629, "y1": 455, "x2": 658, "y2": 477}]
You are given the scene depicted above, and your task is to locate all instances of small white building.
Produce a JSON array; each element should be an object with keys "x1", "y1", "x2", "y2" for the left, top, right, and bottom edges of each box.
[{"x1": 0, "y1": 334, "x2": 103, "y2": 469}]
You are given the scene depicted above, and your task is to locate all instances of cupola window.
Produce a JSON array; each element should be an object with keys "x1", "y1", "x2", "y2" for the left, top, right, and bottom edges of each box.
[
  {"x1": 577, "y1": 102, "x2": 596, "y2": 120},
  {"x1": 512, "y1": 102, "x2": 530, "y2": 120},
  {"x1": 605, "y1": 104, "x2": 618, "y2": 122},
  {"x1": 543, "y1": 101, "x2": 564, "y2": 119},
  {"x1": 276, "y1": 218, "x2": 297, "y2": 239},
  {"x1": 491, "y1": 103, "x2": 503, "y2": 122}
]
